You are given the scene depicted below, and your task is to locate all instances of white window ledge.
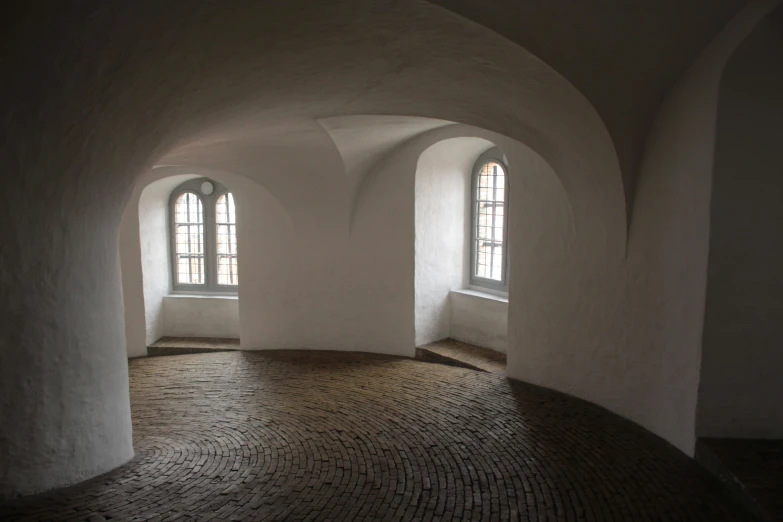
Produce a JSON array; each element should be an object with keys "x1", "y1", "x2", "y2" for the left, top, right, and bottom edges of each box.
[
  {"x1": 450, "y1": 288, "x2": 509, "y2": 304},
  {"x1": 167, "y1": 293, "x2": 238, "y2": 300}
]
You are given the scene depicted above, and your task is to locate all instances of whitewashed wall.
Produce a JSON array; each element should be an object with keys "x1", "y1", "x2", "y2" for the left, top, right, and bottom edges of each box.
[
  {"x1": 162, "y1": 296, "x2": 240, "y2": 339},
  {"x1": 450, "y1": 291, "x2": 508, "y2": 352},
  {"x1": 121, "y1": 175, "x2": 196, "y2": 357},
  {"x1": 698, "y1": 5, "x2": 783, "y2": 438},
  {"x1": 414, "y1": 138, "x2": 495, "y2": 346},
  {"x1": 625, "y1": 0, "x2": 782, "y2": 453}
]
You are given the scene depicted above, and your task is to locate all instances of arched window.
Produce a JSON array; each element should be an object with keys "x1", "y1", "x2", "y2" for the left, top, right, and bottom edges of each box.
[
  {"x1": 170, "y1": 178, "x2": 238, "y2": 293},
  {"x1": 173, "y1": 192, "x2": 205, "y2": 285},
  {"x1": 471, "y1": 150, "x2": 509, "y2": 291}
]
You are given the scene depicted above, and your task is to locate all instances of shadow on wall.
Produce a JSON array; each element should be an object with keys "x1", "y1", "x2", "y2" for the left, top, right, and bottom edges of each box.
[{"x1": 697, "y1": 5, "x2": 783, "y2": 439}]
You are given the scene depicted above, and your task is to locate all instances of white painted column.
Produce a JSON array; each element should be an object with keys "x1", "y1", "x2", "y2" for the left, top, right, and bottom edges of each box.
[{"x1": 0, "y1": 193, "x2": 134, "y2": 499}]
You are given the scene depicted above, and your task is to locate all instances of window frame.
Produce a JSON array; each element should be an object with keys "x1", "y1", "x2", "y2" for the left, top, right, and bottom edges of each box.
[
  {"x1": 169, "y1": 178, "x2": 238, "y2": 295},
  {"x1": 470, "y1": 149, "x2": 510, "y2": 292}
]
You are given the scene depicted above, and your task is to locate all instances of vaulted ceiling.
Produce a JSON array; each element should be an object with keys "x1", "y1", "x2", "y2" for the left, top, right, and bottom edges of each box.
[
  {"x1": 2, "y1": 0, "x2": 752, "y2": 215},
  {"x1": 428, "y1": 0, "x2": 751, "y2": 207}
]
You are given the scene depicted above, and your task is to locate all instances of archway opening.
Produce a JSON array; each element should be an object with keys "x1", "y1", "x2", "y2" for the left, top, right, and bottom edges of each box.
[
  {"x1": 120, "y1": 174, "x2": 241, "y2": 358},
  {"x1": 414, "y1": 137, "x2": 509, "y2": 374}
]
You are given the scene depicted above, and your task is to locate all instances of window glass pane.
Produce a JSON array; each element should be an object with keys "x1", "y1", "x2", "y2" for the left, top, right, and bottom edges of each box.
[
  {"x1": 474, "y1": 161, "x2": 506, "y2": 282},
  {"x1": 174, "y1": 192, "x2": 205, "y2": 284},
  {"x1": 216, "y1": 193, "x2": 238, "y2": 285}
]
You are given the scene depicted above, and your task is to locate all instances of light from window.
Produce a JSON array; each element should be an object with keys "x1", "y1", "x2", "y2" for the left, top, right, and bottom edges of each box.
[
  {"x1": 216, "y1": 193, "x2": 238, "y2": 286},
  {"x1": 174, "y1": 192, "x2": 205, "y2": 284},
  {"x1": 475, "y1": 161, "x2": 506, "y2": 281}
]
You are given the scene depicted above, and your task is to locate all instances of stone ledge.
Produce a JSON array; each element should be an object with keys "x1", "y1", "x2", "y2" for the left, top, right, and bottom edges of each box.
[
  {"x1": 416, "y1": 338, "x2": 506, "y2": 374},
  {"x1": 147, "y1": 336, "x2": 240, "y2": 357}
]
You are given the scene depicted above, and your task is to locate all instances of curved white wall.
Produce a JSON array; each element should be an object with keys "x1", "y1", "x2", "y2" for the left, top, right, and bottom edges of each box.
[
  {"x1": 1, "y1": 192, "x2": 135, "y2": 498},
  {"x1": 698, "y1": 5, "x2": 783, "y2": 438},
  {"x1": 626, "y1": 0, "x2": 782, "y2": 453},
  {"x1": 121, "y1": 175, "x2": 194, "y2": 357},
  {"x1": 6, "y1": 0, "x2": 782, "y2": 500}
]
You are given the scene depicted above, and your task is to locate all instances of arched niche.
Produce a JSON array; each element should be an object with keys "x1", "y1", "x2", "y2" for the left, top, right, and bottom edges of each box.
[
  {"x1": 120, "y1": 166, "x2": 295, "y2": 357},
  {"x1": 355, "y1": 122, "x2": 630, "y2": 428},
  {"x1": 412, "y1": 137, "x2": 502, "y2": 347}
]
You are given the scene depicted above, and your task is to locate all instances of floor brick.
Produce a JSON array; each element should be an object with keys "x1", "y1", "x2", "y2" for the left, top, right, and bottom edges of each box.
[{"x1": 0, "y1": 351, "x2": 758, "y2": 521}]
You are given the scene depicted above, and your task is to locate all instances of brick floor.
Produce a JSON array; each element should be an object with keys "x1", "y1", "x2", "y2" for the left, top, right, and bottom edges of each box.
[{"x1": 0, "y1": 351, "x2": 758, "y2": 521}]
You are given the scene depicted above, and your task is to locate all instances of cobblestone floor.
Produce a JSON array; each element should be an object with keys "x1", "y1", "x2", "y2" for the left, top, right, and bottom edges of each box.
[{"x1": 1, "y1": 351, "x2": 757, "y2": 521}]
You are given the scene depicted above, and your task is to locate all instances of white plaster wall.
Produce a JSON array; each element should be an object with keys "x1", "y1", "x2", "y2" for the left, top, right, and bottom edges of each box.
[
  {"x1": 162, "y1": 296, "x2": 240, "y2": 339},
  {"x1": 450, "y1": 291, "x2": 508, "y2": 352},
  {"x1": 139, "y1": 182, "x2": 174, "y2": 345},
  {"x1": 501, "y1": 139, "x2": 627, "y2": 417},
  {"x1": 123, "y1": 164, "x2": 419, "y2": 357},
  {"x1": 152, "y1": 127, "x2": 419, "y2": 356},
  {"x1": 414, "y1": 138, "x2": 493, "y2": 346},
  {"x1": 119, "y1": 195, "x2": 149, "y2": 358},
  {"x1": 697, "y1": 6, "x2": 783, "y2": 438},
  {"x1": 121, "y1": 175, "x2": 195, "y2": 357},
  {"x1": 626, "y1": 0, "x2": 783, "y2": 454},
  {"x1": 1, "y1": 196, "x2": 135, "y2": 499},
  {"x1": 122, "y1": 163, "x2": 418, "y2": 358}
]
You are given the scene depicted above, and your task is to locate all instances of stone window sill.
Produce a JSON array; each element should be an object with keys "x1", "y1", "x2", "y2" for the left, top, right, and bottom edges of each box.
[
  {"x1": 167, "y1": 293, "x2": 238, "y2": 300},
  {"x1": 450, "y1": 288, "x2": 509, "y2": 304}
]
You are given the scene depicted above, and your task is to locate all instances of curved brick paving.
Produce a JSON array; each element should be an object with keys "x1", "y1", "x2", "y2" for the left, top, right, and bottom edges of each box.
[{"x1": 1, "y1": 351, "x2": 755, "y2": 521}]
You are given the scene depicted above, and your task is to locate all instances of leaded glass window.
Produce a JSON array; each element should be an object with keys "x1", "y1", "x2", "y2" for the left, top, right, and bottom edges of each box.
[
  {"x1": 216, "y1": 193, "x2": 238, "y2": 286},
  {"x1": 169, "y1": 178, "x2": 238, "y2": 293},
  {"x1": 174, "y1": 192, "x2": 205, "y2": 285},
  {"x1": 471, "y1": 153, "x2": 509, "y2": 290}
]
